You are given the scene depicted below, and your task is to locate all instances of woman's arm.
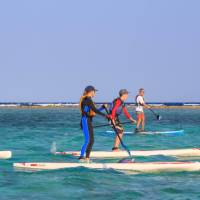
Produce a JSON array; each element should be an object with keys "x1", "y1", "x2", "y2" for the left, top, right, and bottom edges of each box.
[{"x1": 87, "y1": 98, "x2": 106, "y2": 117}]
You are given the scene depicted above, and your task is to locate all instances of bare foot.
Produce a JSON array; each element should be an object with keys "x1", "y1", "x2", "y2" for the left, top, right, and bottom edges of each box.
[{"x1": 112, "y1": 147, "x2": 121, "y2": 152}]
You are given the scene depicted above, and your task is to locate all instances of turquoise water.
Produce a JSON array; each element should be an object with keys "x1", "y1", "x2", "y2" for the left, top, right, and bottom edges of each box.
[{"x1": 0, "y1": 108, "x2": 200, "y2": 200}]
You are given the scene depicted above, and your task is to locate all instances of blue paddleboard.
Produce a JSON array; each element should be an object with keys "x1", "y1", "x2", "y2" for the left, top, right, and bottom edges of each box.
[{"x1": 106, "y1": 130, "x2": 184, "y2": 135}]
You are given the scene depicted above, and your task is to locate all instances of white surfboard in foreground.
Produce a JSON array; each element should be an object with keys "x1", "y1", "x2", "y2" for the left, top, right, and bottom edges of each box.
[
  {"x1": 0, "y1": 151, "x2": 12, "y2": 159},
  {"x1": 13, "y1": 162, "x2": 200, "y2": 173},
  {"x1": 54, "y1": 148, "x2": 200, "y2": 159}
]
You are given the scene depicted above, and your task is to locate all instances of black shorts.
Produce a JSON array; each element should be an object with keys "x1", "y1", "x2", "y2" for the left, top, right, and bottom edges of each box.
[{"x1": 113, "y1": 117, "x2": 124, "y2": 133}]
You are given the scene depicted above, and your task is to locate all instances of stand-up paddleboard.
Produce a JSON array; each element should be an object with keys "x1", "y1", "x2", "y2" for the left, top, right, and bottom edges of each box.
[
  {"x1": 106, "y1": 130, "x2": 184, "y2": 135},
  {"x1": 54, "y1": 148, "x2": 200, "y2": 159},
  {"x1": 13, "y1": 162, "x2": 200, "y2": 173},
  {"x1": 0, "y1": 151, "x2": 12, "y2": 159}
]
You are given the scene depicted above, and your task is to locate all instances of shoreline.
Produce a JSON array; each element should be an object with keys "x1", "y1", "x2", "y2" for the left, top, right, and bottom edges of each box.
[{"x1": 0, "y1": 105, "x2": 200, "y2": 109}]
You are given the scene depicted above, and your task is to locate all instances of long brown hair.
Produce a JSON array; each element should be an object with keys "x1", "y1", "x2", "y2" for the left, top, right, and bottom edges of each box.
[
  {"x1": 82, "y1": 90, "x2": 88, "y2": 96},
  {"x1": 79, "y1": 90, "x2": 88, "y2": 111},
  {"x1": 79, "y1": 90, "x2": 96, "y2": 116}
]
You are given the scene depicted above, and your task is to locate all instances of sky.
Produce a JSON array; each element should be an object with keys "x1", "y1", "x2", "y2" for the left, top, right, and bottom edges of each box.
[{"x1": 0, "y1": 0, "x2": 199, "y2": 102}]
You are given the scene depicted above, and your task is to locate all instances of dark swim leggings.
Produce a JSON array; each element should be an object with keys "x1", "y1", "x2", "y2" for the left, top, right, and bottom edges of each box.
[{"x1": 80, "y1": 116, "x2": 94, "y2": 158}]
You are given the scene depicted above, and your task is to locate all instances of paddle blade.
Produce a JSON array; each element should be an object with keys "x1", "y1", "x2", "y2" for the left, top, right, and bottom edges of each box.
[
  {"x1": 50, "y1": 142, "x2": 57, "y2": 154},
  {"x1": 157, "y1": 115, "x2": 162, "y2": 120}
]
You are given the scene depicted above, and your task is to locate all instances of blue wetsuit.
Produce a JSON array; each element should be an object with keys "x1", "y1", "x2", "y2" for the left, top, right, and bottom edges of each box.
[{"x1": 80, "y1": 97, "x2": 106, "y2": 159}]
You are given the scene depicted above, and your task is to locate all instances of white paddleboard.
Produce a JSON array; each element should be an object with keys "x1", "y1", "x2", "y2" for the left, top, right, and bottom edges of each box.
[
  {"x1": 13, "y1": 161, "x2": 200, "y2": 173},
  {"x1": 0, "y1": 151, "x2": 12, "y2": 159},
  {"x1": 54, "y1": 148, "x2": 200, "y2": 159}
]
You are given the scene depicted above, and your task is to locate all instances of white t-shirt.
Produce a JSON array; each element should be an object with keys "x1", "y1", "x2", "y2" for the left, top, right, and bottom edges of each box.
[{"x1": 135, "y1": 95, "x2": 145, "y2": 112}]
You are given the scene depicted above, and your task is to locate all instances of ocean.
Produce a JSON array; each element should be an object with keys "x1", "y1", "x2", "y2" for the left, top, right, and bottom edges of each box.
[{"x1": 0, "y1": 107, "x2": 200, "y2": 200}]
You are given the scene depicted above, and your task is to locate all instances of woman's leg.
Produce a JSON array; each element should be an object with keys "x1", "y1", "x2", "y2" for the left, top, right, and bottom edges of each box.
[
  {"x1": 86, "y1": 119, "x2": 94, "y2": 158},
  {"x1": 80, "y1": 117, "x2": 90, "y2": 158},
  {"x1": 141, "y1": 113, "x2": 145, "y2": 131},
  {"x1": 136, "y1": 112, "x2": 142, "y2": 129}
]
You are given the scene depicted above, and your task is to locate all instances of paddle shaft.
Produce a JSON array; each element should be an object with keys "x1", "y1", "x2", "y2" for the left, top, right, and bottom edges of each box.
[
  {"x1": 94, "y1": 121, "x2": 131, "y2": 128},
  {"x1": 149, "y1": 108, "x2": 157, "y2": 116},
  {"x1": 148, "y1": 107, "x2": 161, "y2": 120}
]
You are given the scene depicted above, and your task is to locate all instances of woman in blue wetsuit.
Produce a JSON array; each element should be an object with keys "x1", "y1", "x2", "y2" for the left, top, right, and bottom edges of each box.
[{"x1": 79, "y1": 86, "x2": 108, "y2": 162}]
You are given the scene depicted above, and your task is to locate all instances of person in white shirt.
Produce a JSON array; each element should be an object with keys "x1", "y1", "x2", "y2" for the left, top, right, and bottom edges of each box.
[{"x1": 135, "y1": 88, "x2": 150, "y2": 132}]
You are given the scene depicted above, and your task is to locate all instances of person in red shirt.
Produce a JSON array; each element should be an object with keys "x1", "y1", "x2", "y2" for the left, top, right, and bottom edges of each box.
[{"x1": 109, "y1": 89, "x2": 136, "y2": 151}]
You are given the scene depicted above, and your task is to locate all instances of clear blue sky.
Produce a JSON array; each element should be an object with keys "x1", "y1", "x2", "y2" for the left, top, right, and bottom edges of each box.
[{"x1": 0, "y1": 0, "x2": 199, "y2": 102}]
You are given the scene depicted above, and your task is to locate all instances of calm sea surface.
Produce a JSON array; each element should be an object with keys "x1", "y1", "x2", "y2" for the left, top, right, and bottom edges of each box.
[{"x1": 0, "y1": 108, "x2": 200, "y2": 200}]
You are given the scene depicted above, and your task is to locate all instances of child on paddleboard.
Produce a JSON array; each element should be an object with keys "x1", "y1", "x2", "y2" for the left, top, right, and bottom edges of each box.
[{"x1": 109, "y1": 89, "x2": 136, "y2": 151}]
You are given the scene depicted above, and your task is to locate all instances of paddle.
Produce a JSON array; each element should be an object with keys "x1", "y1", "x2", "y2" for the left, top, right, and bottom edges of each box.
[
  {"x1": 94, "y1": 121, "x2": 132, "y2": 128},
  {"x1": 103, "y1": 106, "x2": 133, "y2": 160},
  {"x1": 148, "y1": 108, "x2": 162, "y2": 120}
]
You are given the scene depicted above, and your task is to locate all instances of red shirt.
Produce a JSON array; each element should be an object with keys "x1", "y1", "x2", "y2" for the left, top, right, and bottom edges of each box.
[{"x1": 110, "y1": 99, "x2": 131, "y2": 120}]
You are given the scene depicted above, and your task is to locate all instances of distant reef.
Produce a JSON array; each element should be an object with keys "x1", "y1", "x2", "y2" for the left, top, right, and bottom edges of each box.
[{"x1": 0, "y1": 102, "x2": 199, "y2": 109}]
